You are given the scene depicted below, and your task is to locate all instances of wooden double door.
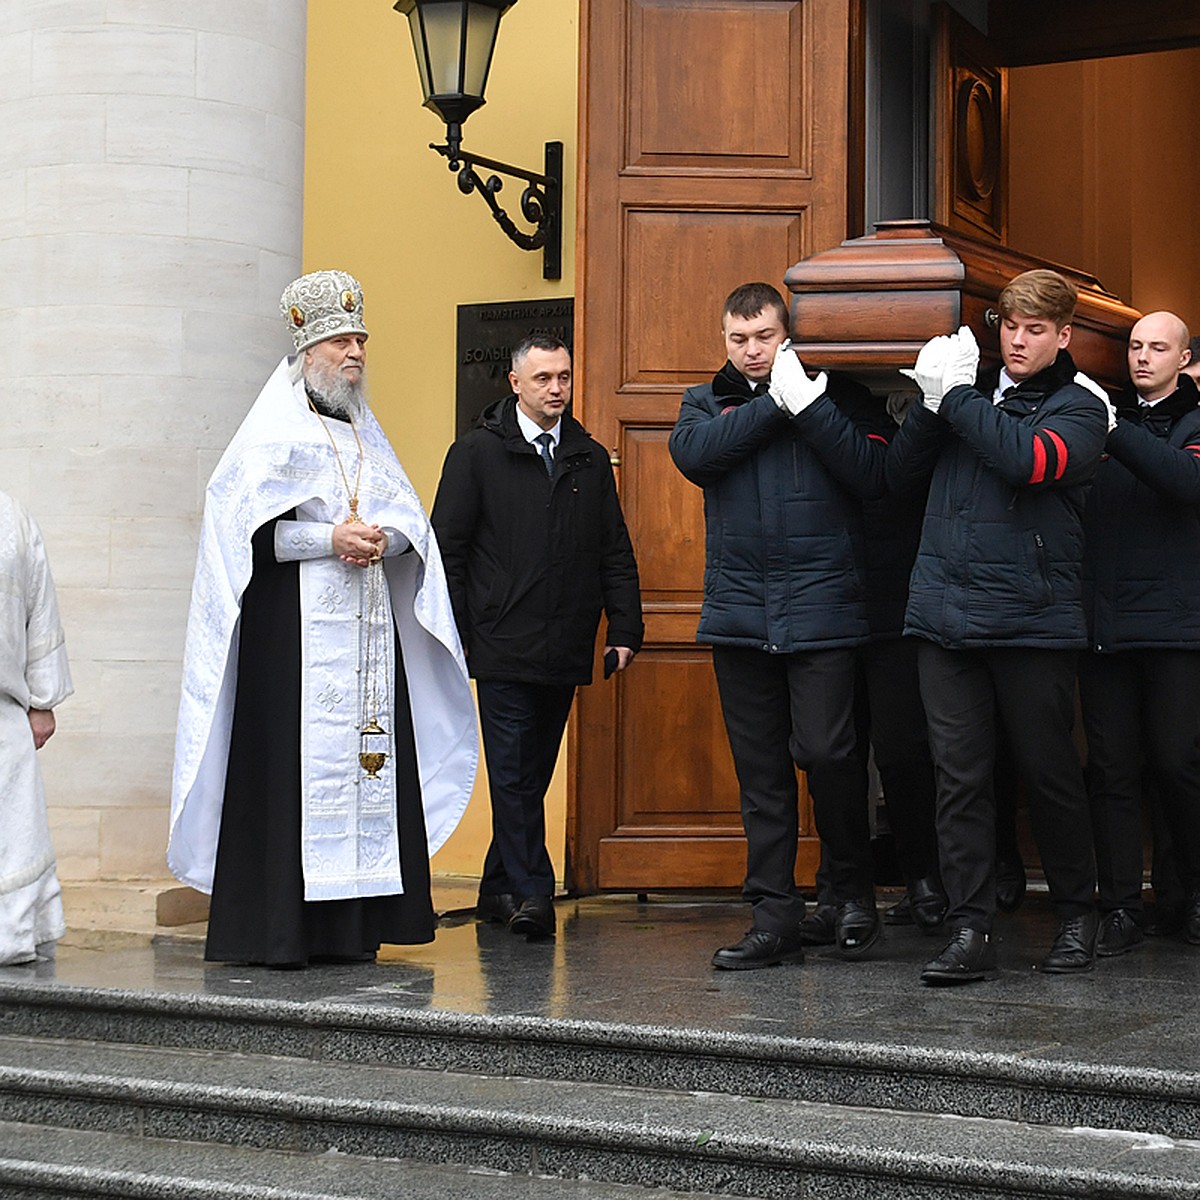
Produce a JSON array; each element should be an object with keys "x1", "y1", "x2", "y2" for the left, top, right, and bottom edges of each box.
[{"x1": 567, "y1": 0, "x2": 851, "y2": 892}]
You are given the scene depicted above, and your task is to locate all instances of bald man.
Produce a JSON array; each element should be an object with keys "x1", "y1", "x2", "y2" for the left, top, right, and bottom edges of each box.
[{"x1": 1080, "y1": 311, "x2": 1200, "y2": 955}]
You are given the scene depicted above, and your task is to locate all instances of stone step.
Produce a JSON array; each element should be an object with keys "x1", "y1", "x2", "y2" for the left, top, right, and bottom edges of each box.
[
  {"x1": 0, "y1": 1120, "x2": 722, "y2": 1200},
  {"x1": 2, "y1": 980, "x2": 1199, "y2": 1143},
  {"x1": 0, "y1": 1035, "x2": 1199, "y2": 1199}
]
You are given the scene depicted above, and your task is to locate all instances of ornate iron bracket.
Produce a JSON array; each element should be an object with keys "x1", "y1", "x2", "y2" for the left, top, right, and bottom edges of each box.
[{"x1": 431, "y1": 131, "x2": 563, "y2": 280}]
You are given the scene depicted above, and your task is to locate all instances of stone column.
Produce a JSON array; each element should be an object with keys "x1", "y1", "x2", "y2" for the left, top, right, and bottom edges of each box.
[{"x1": 0, "y1": 2, "x2": 306, "y2": 898}]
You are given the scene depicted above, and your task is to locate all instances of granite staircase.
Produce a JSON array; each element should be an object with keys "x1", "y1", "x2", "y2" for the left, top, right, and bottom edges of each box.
[{"x1": 1, "y1": 979, "x2": 1199, "y2": 1198}]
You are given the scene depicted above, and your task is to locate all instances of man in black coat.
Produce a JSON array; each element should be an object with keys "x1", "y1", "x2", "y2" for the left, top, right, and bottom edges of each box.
[
  {"x1": 670, "y1": 282, "x2": 888, "y2": 969},
  {"x1": 431, "y1": 334, "x2": 643, "y2": 939},
  {"x1": 1080, "y1": 311, "x2": 1200, "y2": 955},
  {"x1": 890, "y1": 269, "x2": 1108, "y2": 984}
]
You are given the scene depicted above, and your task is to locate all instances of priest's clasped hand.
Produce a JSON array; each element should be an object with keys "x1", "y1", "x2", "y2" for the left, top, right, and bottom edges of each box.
[
  {"x1": 769, "y1": 339, "x2": 828, "y2": 416},
  {"x1": 334, "y1": 520, "x2": 388, "y2": 567}
]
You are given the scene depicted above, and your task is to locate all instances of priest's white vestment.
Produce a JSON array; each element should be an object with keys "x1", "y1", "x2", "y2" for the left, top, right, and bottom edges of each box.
[{"x1": 0, "y1": 491, "x2": 73, "y2": 966}]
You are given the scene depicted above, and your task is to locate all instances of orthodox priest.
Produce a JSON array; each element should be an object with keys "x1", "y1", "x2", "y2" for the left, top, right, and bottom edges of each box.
[
  {"x1": 169, "y1": 270, "x2": 477, "y2": 967},
  {"x1": 0, "y1": 490, "x2": 73, "y2": 967}
]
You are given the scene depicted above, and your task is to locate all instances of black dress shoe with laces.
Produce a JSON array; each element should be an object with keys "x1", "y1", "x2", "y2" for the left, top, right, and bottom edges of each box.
[
  {"x1": 835, "y1": 899, "x2": 881, "y2": 958},
  {"x1": 711, "y1": 929, "x2": 806, "y2": 970},
  {"x1": 797, "y1": 904, "x2": 837, "y2": 946},
  {"x1": 1096, "y1": 909, "x2": 1144, "y2": 957},
  {"x1": 509, "y1": 896, "x2": 556, "y2": 939},
  {"x1": 1041, "y1": 911, "x2": 1098, "y2": 973},
  {"x1": 995, "y1": 858, "x2": 1027, "y2": 912},
  {"x1": 920, "y1": 927, "x2": 998, "y2": 985},
  {"x1": 476, "y1": 893, "x2": 519, "y2": 925}
]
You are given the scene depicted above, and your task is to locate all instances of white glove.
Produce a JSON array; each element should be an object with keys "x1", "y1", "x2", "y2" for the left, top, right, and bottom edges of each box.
[
  {"x1": 769, "y1": 340, "x2": 828, "y2": 416},
  {"x1": 900, "y1": 334, "x2": 953, "y2": 412},
  {"x1": 1074, "y1": 370, "x2": 1117, "y2": 433},
  {"x1": 943, "y1": 325, "x2": 980, "y2": 393}
]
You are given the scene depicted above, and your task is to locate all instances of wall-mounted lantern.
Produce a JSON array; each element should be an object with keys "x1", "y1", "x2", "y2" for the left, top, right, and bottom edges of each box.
[{"x1": 395, "y1": 0, "x2": 563, "y2": 279}]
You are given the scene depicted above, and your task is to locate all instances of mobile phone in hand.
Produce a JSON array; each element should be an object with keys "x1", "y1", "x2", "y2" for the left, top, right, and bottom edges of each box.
[{"x1": 603, "y1": 648, "x2": 619, "y2": 679}]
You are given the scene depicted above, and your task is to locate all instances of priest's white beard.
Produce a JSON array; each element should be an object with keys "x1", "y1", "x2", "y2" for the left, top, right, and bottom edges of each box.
[{"x1": 305, "y1": 361, "x2": 367, "y2": 419}]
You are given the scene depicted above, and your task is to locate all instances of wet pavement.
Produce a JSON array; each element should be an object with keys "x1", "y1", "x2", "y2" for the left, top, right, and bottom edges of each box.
[{"x1": 4, "y1": 889, "x2": 1199, "y2": 1079}]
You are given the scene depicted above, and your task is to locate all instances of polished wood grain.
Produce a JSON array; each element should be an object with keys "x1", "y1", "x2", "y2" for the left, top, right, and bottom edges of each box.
[{"x1": 571, "y1": 0, "x2": 851, "y2": 892}]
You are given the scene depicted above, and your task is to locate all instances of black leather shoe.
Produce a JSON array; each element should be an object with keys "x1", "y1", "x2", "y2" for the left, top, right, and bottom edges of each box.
[
  {"x1": 509, "y1": 896, "x2": 556, "y2": 940},
  {"x1": 909, "y1": 877, "x2": 948, "y2": 932},
  {"x1": 995, "y1": 858, "x2": 1027, "y2": 912},
  {"x1": 797, "y1": 904, "x2": 837, "y2": 946},
  {"x1": 1144, "y1": 902, "x2": 1185, "y2": 937},
  {"x1": 836, "y1": 899, "x2": 881, "y2": 957},
  {"x1": 883, "y1": 894, "x2": 913, "y2": 925},
  {"x1": 1186, "y1": 892, "x2": 1200, "y2": 946},
  {"x1": 1041, "y1": 911, "x2": 1098, "y2": 973},
  {"x1": 1096, "y1": 909, "x2": 1144, "y2": 958},
  {"x1": 711, "y1": 929, "x2": 805, "y2": 970},
  {"x1": 921, "y1": 927, "x2": 997, "y2": 985},
  {"x1": 476, "y1": 893, "x2": 519, "y2": 925}
]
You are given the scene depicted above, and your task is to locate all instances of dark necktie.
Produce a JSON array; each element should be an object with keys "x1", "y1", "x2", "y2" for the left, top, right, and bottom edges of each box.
[{"x1": 535, "y1": 432, "x2": 554, "y2": 475}]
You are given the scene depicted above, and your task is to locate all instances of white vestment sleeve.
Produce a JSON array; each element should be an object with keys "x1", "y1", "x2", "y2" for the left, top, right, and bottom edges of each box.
[
  {"x1": 380, "y1": 527, "x2": 410, "y2": 557},
  {"x1": 274, "y1": 520, "x2": 335, "y2": 562}
]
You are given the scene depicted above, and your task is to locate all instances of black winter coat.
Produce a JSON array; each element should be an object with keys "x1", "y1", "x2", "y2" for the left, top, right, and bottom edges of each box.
[
  {"x1": 1083, "y1": 374, "x2": 1200, "y2": 652},
  {"x1": 668, "y1": 364, "x2": 886, "y2": 652},
  {"x1": 836, "y1": 389, "x2": 929, "y2": 639},
  {"x1": 887, "y1": 349, "x2": 1107, "y2": 649},
  {"x1": 430, "y1": 396, "x2": 643, "y2": 685}
]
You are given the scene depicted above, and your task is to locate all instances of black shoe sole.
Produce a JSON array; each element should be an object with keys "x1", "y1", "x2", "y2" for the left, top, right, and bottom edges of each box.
[
  {"x1": 1096, "y1": 938, "x2": 1144, "y2": 958},
  {"x1": 920, "y1": 967, "x2": 998, "y2": 986},
  {"x1": 711, "y1": 949, "x2": 805, "y2": 971},
  {"x1": 1040, "y1": 959, "x2": 1094, "y2": 974}
]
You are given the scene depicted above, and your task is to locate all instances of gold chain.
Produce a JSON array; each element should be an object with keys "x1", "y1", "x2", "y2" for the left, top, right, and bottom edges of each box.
[{"x1": 307, "y1": 396, "x2": 365, "y2": 523}]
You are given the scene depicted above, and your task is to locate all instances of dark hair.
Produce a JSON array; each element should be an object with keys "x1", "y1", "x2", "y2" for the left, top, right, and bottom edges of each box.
[
  {"x1": 722, "y1": 282, "x2": 788, "y2": 331},
  {"x1": 1190, "y1": 336, "x2": 1200, "y2": 360},
  {"x1": 511, "y1": 333, "x2": 570, "y2": 372}
]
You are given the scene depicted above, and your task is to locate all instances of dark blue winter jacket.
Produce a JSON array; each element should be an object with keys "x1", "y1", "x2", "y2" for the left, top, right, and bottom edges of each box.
[
  {"x1": 669, "y1": 364, "x2": 886, "y2": 652},
  {"x1": 1083, "y1": 374, "x2": 1200, "y2": 652},
  {"x1": 887, "y1": 349, "x2": 1107, "y2": 649}
]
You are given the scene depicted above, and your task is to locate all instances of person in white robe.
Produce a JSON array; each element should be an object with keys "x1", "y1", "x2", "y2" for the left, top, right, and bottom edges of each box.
[
  {"x1": 169, "y1": 270, "x2": 477, "y2": 965},
  {"x1": 0, "y1": 491, "x2": 73, "y2": 967}
]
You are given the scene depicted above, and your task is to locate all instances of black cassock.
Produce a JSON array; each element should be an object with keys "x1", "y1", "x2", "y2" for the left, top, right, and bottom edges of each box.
[{"x1": 204, "y1": 512, "x2": 435, "y2": 966}]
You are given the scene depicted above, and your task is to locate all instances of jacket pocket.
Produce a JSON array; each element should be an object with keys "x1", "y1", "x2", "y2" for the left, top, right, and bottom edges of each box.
[{"x1": 1023, "y1": 531, "x2": 1054, "y2": 610}]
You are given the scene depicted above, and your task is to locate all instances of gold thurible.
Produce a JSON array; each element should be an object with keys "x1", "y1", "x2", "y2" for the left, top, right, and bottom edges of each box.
[{"x1": 359, "y1": 717, "x2": 389, "y2": 778}]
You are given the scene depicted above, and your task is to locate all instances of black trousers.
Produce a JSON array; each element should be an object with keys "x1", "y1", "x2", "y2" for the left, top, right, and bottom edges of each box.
[
  {"x1": 476, "y1": 679, "x2": 577, "y2": 901},
  {"x1": 917, "y1": 642, "x2": 1095, "y2": 932},
  {"x1": 813, "y1": 636, "x2": 939, "y2": 904},
  {"x1": 712, "y1": 644, "x2": 866, "y2": 936},
  {"x1": 1079, "y1": 649, "x2": 1200, "y2": 911}
]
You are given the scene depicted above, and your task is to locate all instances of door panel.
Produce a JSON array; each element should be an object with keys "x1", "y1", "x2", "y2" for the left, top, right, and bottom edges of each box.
[{"x1": 570, "y1": 0, "x2": 851, "y2": 892}]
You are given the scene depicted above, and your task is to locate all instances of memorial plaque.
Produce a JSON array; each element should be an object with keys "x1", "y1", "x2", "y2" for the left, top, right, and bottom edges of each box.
[{"x1": 456, "y1": 298, "x2": 575, "y2": 437}]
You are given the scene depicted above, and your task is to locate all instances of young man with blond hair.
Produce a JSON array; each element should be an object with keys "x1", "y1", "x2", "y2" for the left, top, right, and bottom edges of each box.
[{"x1": 890, "y1": 269, "x2": 1109, "y2": 983}]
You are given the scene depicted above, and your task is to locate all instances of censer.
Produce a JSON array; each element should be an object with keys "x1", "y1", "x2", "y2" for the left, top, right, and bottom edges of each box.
[
  {"x1": 358, "y1": 559, "x2": 391, "y2": 779},
  {"x1": 359, "y1": 718, "x2": 389, "y2": 779}
]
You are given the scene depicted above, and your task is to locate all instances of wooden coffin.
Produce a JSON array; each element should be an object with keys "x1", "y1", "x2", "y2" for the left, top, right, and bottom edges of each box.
[{"x1": 783, "y1": 220, "x2": 1140, "y2": 392}]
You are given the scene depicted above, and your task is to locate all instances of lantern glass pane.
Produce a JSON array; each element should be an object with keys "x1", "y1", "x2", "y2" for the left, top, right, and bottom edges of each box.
[
  {"x1": 419, "y1": 2, "x2": 470, "y2": 97},
  {"x1": 402, "y1": 7, "x2": 432, "y2": 99},
  {"x1": 462, "y1": 3, "x2": 504, "y2": 98}
]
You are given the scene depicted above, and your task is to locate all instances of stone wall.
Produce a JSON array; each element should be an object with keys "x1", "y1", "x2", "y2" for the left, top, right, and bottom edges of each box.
[{"x1": 0, "y1": 1, "x2": 307, "y2": 883}]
